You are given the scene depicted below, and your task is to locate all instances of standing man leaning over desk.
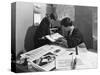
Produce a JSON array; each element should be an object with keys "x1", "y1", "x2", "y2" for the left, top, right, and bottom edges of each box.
[
  {"x1": 57, "y1": 17, "x2": 84, "y2": 48},
  {"x1": 34, "y1": 13, "x2": 57, "y2": 49}
]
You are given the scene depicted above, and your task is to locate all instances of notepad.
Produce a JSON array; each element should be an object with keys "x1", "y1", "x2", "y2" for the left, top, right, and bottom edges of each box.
[{"x1": 45, "y1": 33, "x2": 63, "y2": 42}]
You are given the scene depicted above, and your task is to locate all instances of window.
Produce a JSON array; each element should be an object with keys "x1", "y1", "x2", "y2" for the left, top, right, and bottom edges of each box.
[{"x1": 34, "y1": 13, "x2": 41, "y2": 26}]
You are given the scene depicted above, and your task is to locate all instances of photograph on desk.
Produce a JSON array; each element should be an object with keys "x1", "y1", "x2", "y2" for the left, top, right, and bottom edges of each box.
[{"x1": 11, "y1": 2, "x2": 98, "y2": 73}]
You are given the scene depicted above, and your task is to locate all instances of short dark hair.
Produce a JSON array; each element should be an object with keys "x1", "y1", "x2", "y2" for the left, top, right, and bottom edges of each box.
[
  {"x1": 50, "y1": 13, "x2": 56, "y2": 20},
  {"x1": 60, "y1": 17, "x2": 72, "y2": 27}
]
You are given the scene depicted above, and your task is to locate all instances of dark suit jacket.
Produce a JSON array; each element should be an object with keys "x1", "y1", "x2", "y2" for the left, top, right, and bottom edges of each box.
[
  {"x1": 24, "y1": 26, "x2": 37, "y2": 51},
  {"x1": 34, "y1": 17, "x2": 51, "y2": 49},
  {"x1": 59, "y1": 28, "x2": 84, "y2": 48}
]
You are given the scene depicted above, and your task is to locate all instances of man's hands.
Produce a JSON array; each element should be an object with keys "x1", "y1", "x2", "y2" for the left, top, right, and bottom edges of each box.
[{"x1": 55, "y1": 37, "x2": 68, "y2": 48}]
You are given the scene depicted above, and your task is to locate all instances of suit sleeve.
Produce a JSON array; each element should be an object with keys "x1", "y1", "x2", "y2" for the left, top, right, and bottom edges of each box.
[
  {"x1": 66, "y1": 29, "x2": 84, "y2": 48},
  {"x1": 34, "y1": 18, "x2": 50, "y2": 48}
]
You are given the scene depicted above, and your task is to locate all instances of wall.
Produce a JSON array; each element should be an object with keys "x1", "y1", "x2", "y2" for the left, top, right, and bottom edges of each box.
[
  {"x1": 75, "y1": 6, "x2": 95, "y2": 49},
  {"x1": 55, "y1": 5, "x2": 75, "y2": 21},
  {"x1": 92, "y1": 7, "x2": 97, "y2": 50},
  {"x1": 92, "y1": 7, "x2": 97, "y2": 39},
  {"x1": 16, "y1": 2, "x2": 34, "y2": 56}
]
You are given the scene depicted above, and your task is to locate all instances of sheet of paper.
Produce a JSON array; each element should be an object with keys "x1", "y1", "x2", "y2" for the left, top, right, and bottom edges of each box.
[
  {"x1": 45, "y1": 33, "x2": 63, "y2": 42},
  {"x1": 55, "y1": 50, "x2": 76, "y2": 70},
  {"x1": 56, "y1": 55, "x2": 73, "y2": 69}
]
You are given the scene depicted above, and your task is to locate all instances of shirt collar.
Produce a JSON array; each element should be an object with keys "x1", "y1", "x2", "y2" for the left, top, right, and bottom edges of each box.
[{"x1": 69, "y1": 25, "x2": 74, "y2": 35}]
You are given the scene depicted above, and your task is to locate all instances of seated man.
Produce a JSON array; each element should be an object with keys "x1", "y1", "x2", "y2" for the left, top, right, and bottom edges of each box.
[{"x1": 57, "y1": 17, "x2": 84, "y2": 48}]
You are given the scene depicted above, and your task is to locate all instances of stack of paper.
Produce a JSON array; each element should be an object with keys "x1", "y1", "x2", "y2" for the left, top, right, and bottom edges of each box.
[{"x1": 56, "y1": 51, "x2": 76, "y2": 70}]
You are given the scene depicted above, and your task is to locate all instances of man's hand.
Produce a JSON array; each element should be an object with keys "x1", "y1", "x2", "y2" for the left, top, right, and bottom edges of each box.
[{"x1": 55, "y1": 38, "x2": 68, "y2": 48}]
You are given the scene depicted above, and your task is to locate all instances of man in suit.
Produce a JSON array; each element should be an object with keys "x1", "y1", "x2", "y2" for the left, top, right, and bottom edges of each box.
[
  {"x1": 57, "y1": 17, "x2": 84, "y2": 48},
  {"x1": 34, "y1": 13, "x2": 56, "y2": 49}
]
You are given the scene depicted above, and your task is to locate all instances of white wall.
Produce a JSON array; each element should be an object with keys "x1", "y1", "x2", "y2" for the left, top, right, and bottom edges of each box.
[{"x1": 16, "y1": 2, "x2": 34, "y2": 56}]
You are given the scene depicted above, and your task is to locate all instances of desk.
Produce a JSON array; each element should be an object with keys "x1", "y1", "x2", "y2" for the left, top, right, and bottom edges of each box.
[
  {"x1": 55, "y1": 47, "x2": 97, "y2": 71},
  {"x1": 75, "y1": 47, "x2": 97, "y2": 70},
  {"x1": 20, "y1": 45, "x2": 97, "y2": 72}
]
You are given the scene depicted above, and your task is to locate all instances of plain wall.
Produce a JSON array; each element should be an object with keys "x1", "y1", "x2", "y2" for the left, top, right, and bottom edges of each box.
[
  {"x1": 55, "y1": 5, "x2": 75, "y2": 21},
  {"x1": 92, "y1": 7, "x2": 97, "y2": 50},
  {"x1": 16, "y1": 2, "x2": 34, "y2": 56},
  {"x1": 92, "y1": 7, "x2": 97, "y2": 39},
  {"x1": 75, "y1": 6, "x2": 97, "y2": 49}
]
